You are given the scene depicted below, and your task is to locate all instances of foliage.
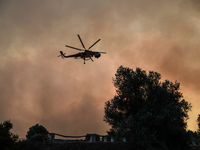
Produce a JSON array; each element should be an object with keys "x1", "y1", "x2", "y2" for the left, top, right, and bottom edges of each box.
[
  {"x1": 197, "y1": 114, "x2": 200, "y2": 135},
  {"x1": 187, "y1": 130, "x2": 199, "y2": 145},
  {"x1": 104, "y1": 66, "x2": 192, "y2": 149},
  {"x1": 26, "y1": 124, "x2": 49, "y2": 143},
  {"x1": 0, "y1": 120, "x2": 19, "y2": 150}
]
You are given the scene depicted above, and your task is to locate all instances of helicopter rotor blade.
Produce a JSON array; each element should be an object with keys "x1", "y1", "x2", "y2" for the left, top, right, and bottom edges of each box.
[
  {"x1": 65, "y1": 45, "x2": 85, "y2": 51},
  {"x1": 77, "y1": 34, "x2": 86, "y2": 50},
  {"x1": 92, "y1": 51, "x2": 106, "y2": 54},
  {"x1": 88, "y1": 39, "x2": 101, "y2": 50},
  {"x1": 99, "y1": 52, "x2": 106, "y2": 54}
]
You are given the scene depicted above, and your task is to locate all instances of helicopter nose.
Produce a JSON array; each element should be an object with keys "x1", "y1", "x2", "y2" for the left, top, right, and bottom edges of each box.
[{"x1": 94, "y1": 53, "x2": 101, "y2": 58}]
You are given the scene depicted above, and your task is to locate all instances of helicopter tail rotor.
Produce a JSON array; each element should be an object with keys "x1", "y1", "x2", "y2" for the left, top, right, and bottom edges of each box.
[{"x1": 58, "y1": 51, "x2": 66, "y2": 59}]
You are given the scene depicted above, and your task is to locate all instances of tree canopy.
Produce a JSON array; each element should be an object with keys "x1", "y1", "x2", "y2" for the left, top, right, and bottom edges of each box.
[
  {"x1": 0, "y1": 120, "x2": 19, "y2": 150},
  {"x1": 104, "y1": 66, "x2": 191, "y2": 149},
  {"x1": 26, "y1": 124, "x2": 49, "y2": 143},
  {"x1": 197, "y1": 114, "x2": 200, "y2": 136}
]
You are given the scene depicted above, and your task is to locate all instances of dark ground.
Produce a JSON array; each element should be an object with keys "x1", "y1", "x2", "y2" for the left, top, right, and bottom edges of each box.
[
  {"x1": 19, "y1": 142, "x2": 200, "y2": 150},
  {"x1": 191, "y1": 145, "x2": 200, "y2": 150}
]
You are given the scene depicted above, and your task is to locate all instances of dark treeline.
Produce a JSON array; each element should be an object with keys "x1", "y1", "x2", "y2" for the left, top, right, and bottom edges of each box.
[
  {"x1": 1, "y1": 117, "x2": 200, "y2": 150},
  {"x1": 1, "y1": 66, "x2": 200, "y2": 150}
]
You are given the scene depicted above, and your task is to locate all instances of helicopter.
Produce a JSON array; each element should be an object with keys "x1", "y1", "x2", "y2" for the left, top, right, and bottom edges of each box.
[{"x1": 58, "y1": 34, "x2": 106, "y2": 64}]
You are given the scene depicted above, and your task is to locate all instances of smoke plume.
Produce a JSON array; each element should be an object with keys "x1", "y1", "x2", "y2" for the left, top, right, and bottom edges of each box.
[{"x1": 0, "y1": 0, "x2": 200, "y2": 137}]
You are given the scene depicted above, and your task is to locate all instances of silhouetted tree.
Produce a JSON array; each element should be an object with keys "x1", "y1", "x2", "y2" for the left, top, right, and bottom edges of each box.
[
  {"x1": 0, "y1": 120, "x2": 19, "y2": 150},
  {"x1": 197, "y1": 114, "x2": 200, "y2": 135},
  {"x1": 26, "y1": 124, "x2": 49, "y2": 143},
  {"x1": 187, "y1": 130, "x2": 199, "y2": 145},
  {"x1": 104, "y1": 66, "x2": 191, "y2": 149}
]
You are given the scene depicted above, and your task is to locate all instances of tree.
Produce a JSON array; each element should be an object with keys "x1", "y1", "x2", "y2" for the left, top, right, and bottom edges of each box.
[
  {"x1": 26, "y1": 124, "x2": 49, "y2": 143},
  {"x1": 104, "y1": 66, "x2": 191, "y2": 149},
  {"x1": 0, "y1": 120, "x2": 19, "y2": 150},
  {"x1": 197, "y1": 114, "x2": 200, "y2": 135}
]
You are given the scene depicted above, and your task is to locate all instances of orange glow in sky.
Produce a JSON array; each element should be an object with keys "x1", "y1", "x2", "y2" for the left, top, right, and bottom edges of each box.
[{"x1": 1, "y1": 0, "x2": 200, "y2": 138}]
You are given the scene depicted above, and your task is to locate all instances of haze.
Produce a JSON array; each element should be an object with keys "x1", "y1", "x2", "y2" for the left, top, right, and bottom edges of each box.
[{"x1": 1, "y1": 0, "x2": 200, "y2": 138}]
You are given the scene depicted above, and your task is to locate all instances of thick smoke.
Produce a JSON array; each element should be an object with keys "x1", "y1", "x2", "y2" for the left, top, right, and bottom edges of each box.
[{"x1": 0, "y1": 0, "x2": 200, "y2": 137}]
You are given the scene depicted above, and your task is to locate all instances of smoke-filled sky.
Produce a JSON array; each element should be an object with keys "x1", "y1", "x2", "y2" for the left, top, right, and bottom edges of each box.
[{"x1": 1, "y1": 0, "x2": 200, "y2": 138}]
